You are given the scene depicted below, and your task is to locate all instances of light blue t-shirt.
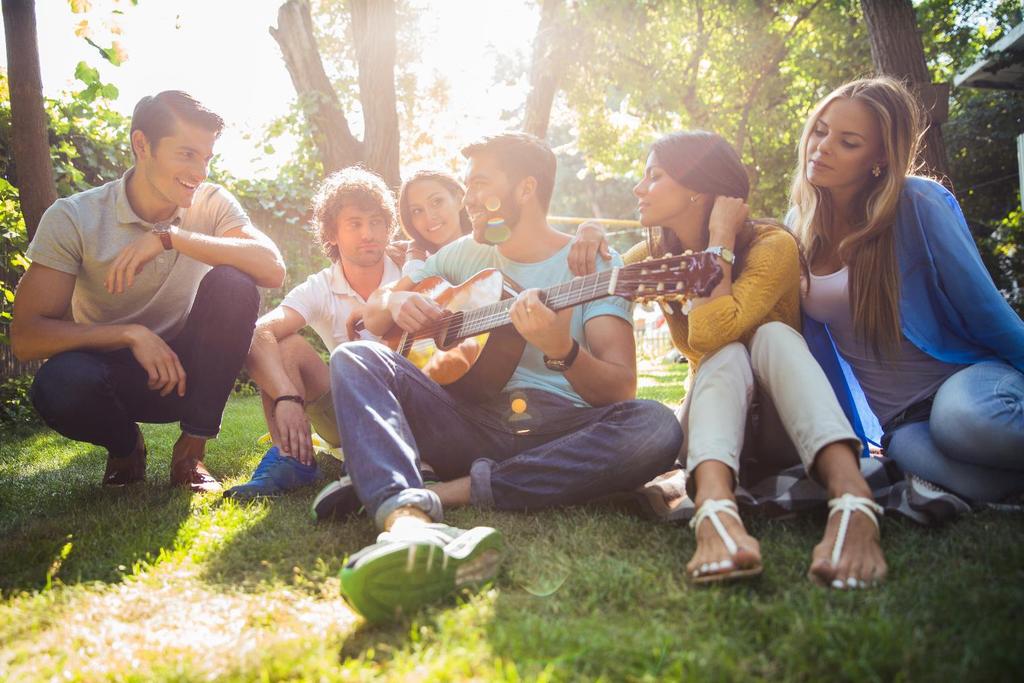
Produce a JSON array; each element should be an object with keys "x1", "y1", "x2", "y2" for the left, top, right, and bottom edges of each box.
[{"x1": 410, "y1": 235, "x2": 632, "y2": 407}]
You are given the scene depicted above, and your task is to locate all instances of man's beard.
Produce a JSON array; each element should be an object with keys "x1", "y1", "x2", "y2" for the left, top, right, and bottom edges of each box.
[{"x1": 472, "y1": 192, "x2": 520, "y2": 245}]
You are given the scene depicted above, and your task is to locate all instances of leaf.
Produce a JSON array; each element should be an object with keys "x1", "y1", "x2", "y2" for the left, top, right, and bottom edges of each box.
[
  {"x1": 74, "y1": 61, "x2": 100, "y2": 86},
  {"x1": 100, "y1": 83, "x2": 119, "y2": 100}
]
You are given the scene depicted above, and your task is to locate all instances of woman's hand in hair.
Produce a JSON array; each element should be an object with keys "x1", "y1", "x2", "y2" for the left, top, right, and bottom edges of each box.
[
  {"x1": 568, "y1": 220, "x2": 612, "y2": 277},
  {"x1": 708, "y1": 196, "x2": 750, "y2": 246}
]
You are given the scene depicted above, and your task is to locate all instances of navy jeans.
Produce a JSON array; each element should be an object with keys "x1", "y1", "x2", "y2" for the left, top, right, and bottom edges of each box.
[
  {"x1": 30, "y1": 266, "x2": 260, "y2": 457},
  {"x1": 329, "y1": 340, "x2": 683, "y2": 527},
  {"x1": 885, "y1": 361, "x2": 1024, "y2": 502}
]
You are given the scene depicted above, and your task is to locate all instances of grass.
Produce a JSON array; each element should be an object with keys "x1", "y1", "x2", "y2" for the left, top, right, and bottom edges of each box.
[{"x1": 1, "y1": 361, "x2": 1022, "y2": 681}]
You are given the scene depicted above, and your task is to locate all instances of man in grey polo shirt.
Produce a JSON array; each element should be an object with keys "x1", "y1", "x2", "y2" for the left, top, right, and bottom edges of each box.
[{"x1": 11, "y1": 90, "x2": 285, "y2": 492}]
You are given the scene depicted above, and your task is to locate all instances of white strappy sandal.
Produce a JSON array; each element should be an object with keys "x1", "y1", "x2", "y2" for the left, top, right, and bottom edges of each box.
[
  {"x1": 688, "y1": 499, "x2": 763, "y2": 584},
  {"x1": 814, "y1": 493, "x2": 885, "y2": 590}
]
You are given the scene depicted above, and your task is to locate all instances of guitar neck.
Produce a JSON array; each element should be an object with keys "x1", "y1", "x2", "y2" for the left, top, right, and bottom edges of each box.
[{"x1": 440, "y1": 269, "x2": 616, "y2": 343}]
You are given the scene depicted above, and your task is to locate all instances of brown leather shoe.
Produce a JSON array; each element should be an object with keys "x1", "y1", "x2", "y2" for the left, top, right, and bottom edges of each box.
[
  {"x1": 170, "y1": 455, "x2": 222, "y2": 493},
  {"x1": 103, "y1": 426, "x2": 147, "y2": 487}
]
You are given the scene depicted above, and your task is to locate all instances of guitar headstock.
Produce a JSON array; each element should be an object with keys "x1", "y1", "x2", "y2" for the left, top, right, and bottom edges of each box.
[{"x1": 614, "y1": 251, "x2": 724, "y2": 304}]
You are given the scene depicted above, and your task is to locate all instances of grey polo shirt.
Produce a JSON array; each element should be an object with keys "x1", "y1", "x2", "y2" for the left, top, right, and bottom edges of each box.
[{"x1": 26, "y1": 169, "x2": 250, "y2": 339}]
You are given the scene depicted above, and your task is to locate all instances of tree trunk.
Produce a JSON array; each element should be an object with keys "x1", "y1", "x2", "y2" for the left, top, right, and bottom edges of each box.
[
  {"x1": 350, "y1": 0, "x2": 401, "y2": 188},
  {"x1": 2, "y1": 0, "x2": 57, "y2": 241},
  {"x1": 860, "y1": 0, "x2": 949, "y2": 179},
  {"x1": 523, "y1": 0, "x2": 567, "y2": 140},
  {"x1": 270, "y1": 0, "x2": 362, "y2": 175}
]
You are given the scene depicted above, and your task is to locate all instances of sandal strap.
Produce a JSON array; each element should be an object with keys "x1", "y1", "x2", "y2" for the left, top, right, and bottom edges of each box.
[
  {"x1": 827, "y1": 493, "x2": 884, "y2": 567},
  {"x1": 689, "y1": 499, "x2": 742, "y2": 557}
]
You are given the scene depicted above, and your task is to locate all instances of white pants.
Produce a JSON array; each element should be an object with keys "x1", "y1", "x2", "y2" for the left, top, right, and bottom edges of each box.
[{"x1": 679, "y1": 322, "x2": 860, "y2": 480}]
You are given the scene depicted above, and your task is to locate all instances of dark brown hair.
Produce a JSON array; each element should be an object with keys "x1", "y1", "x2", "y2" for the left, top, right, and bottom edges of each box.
[
  {"x1": 398, "y1": 169, "x2": 473, "y2": 250},
  {"x1": 130, "y1": 91, "x2": 224, "y2": 156},
  {"x1": 310, "y1": 167, "x2": 397, "y2": 262},
  {"x1": 460, "y1": 132, "x2": 557, "y2": 211},
  {"x1": 647, "y1": 130, "x2": 806, "y2": 280}
]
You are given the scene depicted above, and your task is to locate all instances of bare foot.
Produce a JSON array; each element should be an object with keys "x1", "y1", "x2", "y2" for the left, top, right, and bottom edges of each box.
[
  {"x1": 687, "y1": 500, "x2": 762, "y2": 582},
  {"x1": 809, "y1": 505, "x2": 886, "y2": 589}
]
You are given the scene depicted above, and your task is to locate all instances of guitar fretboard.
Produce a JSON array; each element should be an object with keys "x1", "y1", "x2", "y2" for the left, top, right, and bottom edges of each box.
[{"x1": 409, "y1": 268, "x2": 615, "y2": 347}]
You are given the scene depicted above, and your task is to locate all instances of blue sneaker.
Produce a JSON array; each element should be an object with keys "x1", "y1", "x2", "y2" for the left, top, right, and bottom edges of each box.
[{"x1": 224, "y1": 446, "x2": 319, "y2": 500}]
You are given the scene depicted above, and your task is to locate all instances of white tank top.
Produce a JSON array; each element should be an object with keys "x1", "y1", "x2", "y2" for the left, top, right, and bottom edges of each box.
[{"x1": 802, "y1": 267, "x2": 964, "y2": 426}]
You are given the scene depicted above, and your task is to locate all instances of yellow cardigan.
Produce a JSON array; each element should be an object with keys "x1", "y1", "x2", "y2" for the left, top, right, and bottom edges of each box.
[{"x1": 624, "y1": 223, "x2": 802, "y2": 374}]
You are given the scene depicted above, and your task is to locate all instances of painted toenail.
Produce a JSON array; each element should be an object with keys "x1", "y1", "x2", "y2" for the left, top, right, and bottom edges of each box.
[
  {"x1": 832, "y1": 579, "x2": 845, "y2": 589},
  {"x1": 709, "y1": 561, "x2": 720, "y2": 572},
  {"x1": 857, "y1": 580, "x2": 867, "y2": 589},
  {"x1": 846, "y1": 577, "x2": 858, "y2": 588},
  {"x1": 700, "y1": 563, "x2": 709, "y2": 573},
  {"x1": 720, "y1": 559, "x2": 734, "y2": 570}
]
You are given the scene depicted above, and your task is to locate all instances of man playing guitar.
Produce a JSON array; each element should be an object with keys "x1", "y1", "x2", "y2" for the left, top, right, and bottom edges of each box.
[{"x1": 331, "y1": 132, "x2": 684, "y2": 622}]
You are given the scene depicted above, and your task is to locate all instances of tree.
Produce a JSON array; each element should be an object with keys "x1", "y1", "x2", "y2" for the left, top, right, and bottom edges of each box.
[
  {"x1": 522, "y1": 0, "x2": 571, "y2": 139},
  {"x1": 860, "y1": 0, "x2": 950, "y2": 178},
  {"x1": 271, "y1": 0, "x2": 400, "y2": 187},
  {"x1": 560, "y1": 0, "x2": 874, "y2": 218},
  {"x1": 1, "y1": 0, "x2": 57, "y2": 241}
]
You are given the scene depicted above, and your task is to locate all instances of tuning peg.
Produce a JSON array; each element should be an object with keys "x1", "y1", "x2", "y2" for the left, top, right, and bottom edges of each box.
[
  {"x1": 664, "y1": 252, "x2": 674, "y2": 258},
  {"x1": 656, "y1": 283, "x2": 666, "y2": 292},
  {"x1": 643, "y1": 256, "x2": 654, "y2": 262},
  {"x1": 683, "y1": 249, "x2": 693, "y2": 255}
]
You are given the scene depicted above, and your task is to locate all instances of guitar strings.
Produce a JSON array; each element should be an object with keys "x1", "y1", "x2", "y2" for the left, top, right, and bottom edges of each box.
[{"x1": 401, "y1": 258, "x2": 715, "y2": 344}]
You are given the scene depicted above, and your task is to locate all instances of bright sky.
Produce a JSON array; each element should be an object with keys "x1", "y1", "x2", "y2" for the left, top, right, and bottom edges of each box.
[{"x1": 1, "y1": 0, "x2": 540, "y2": 178}]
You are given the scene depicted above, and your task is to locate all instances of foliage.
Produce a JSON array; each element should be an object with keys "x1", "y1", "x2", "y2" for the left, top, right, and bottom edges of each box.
[
  {"x1": 559, "y1": 0, "x2": 874, "y2": 219},
  {"x1": 0, "y1": 178, "x2": 29, "y2": 342},
  {"x1": 919, "y1": 0, "x2": 1024, "y2": 313},
  {"x1": 0, "y1": 373, "x2": 40, "y2": 429}
]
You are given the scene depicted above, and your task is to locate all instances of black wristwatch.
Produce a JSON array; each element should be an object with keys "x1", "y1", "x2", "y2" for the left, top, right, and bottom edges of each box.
[{"x1": 543, "y1": 339, "x2": 581, "y2": 372}]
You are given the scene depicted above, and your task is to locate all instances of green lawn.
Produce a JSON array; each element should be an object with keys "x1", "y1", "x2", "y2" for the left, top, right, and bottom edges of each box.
[{"x1": 1, "y1": 362, "x2": 1022, "y2": 681}]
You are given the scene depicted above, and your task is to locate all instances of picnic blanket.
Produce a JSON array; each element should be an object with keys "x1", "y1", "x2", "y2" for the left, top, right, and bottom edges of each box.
[{"x1": 633, "y1": 457, "x2": 975, "y2": 526}]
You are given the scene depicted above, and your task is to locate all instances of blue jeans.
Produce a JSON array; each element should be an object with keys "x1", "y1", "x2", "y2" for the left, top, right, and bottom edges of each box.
[
  {"x1": 885, "y1": 361, "x2": 1024, "y2": 502},
  {"x1": 30, "y1": 266, "x2": 260, "y2": 456},
  {"x1": 330, "y1": 341, "x2": 683, "y2": 527}
]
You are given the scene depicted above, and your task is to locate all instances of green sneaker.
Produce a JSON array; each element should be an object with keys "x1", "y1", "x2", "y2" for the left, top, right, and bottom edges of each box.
[{"x1": 339, "y1": 523, "x2": 503, "y2": 623}]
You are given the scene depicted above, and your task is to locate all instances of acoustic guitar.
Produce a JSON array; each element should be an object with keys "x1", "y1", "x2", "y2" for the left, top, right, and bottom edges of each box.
[{"x1": 381, "y1": 252, "x2": 723, "y2": 402}]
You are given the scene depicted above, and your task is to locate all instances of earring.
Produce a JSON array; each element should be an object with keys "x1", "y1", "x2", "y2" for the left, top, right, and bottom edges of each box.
[
  {"x1": 690, "y1": 194, "x2": 699, "y2": 203},
  {"x1": 871, "y1": 163, "x2": 882, "y2": 178}
]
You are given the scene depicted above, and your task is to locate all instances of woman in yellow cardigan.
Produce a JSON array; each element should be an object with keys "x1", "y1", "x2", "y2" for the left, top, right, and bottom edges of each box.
[{"x1": 575, "y1": 131, "x2": 886, "y2": 589}]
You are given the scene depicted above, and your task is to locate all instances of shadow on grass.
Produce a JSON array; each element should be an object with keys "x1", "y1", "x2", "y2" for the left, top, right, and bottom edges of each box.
[
  {"x1": 197, "y1": 455, "x2": 376, "y2": 590},
  {"x1": 0, "y1": 477, "x2": 193, "y2": 595}
]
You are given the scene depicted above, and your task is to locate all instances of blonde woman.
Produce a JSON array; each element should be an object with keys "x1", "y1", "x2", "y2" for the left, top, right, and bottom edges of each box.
[
  {"x1": 792, "y1": 77, "x2": 1024, "y2": 504},
  {"x1": 573, "y1": 131, "x2": 886, "y2": 589}
]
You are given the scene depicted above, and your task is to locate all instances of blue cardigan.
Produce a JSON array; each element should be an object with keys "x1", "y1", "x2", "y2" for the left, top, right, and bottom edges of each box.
[{"x1": 803, "y1": 176, "x2": 1024, "y2": 454}]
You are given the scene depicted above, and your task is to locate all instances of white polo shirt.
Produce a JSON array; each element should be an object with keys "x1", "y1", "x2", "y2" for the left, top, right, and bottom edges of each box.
[
  {"x1": 25, "y1": 169, "x2": 250, "y2": 339},
  {"x1": 280, "y1": 257, "x2": 403, "y2": 350}
]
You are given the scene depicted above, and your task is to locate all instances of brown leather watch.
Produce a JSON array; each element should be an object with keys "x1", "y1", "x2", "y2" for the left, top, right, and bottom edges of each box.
[
  {"x1": 153, "y1": 218, "x2": 177, "y2": 250},
  {"x1": 543, "y1": 339, "x2": 581, "y2": 372}
]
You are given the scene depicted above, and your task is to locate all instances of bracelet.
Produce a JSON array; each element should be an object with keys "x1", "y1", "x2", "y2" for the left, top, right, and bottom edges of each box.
[{"x1": 273, "y1": 395, "x2": 305, "y2": 412}]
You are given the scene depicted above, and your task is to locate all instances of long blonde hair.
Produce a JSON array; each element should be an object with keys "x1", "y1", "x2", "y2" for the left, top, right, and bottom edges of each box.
[{"x1": 790, "y1": 77, "x2": 925, "y2": 357}]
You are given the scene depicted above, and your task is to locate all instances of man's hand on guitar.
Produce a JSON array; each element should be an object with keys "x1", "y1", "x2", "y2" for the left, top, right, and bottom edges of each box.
[
  {"x1": 386, "y1": 290, "x2": 444, "y2": 333},
  {"x1": 510, "y1": 289, "x2": 574, "y2": 359}
]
